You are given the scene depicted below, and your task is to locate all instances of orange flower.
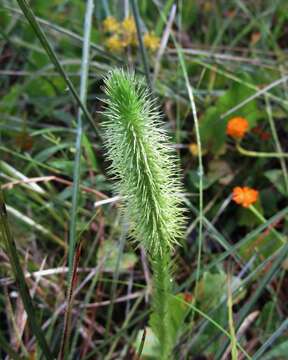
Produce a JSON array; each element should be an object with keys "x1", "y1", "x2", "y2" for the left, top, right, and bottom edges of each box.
[
  {"x1": 232, "y1": 186, "x2": 259, "y2": 208},
  {"x1": 226, "y1": 117, "x2": 249, "y2": 139}
]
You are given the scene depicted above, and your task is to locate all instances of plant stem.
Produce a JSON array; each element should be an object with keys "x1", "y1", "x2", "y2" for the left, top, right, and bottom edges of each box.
[
  {"x1": 265, "y1": 95, "x2": 288, "y2": 193},
  {"x1": 236, "y1": 142, "x2": 288, "y2": 158},
  {"x1": 68, "y1": 0, "x2": 94, "y2": 277},
  {"x1": 249, "y1": 205, "x2": 286, "y2": 244},
  {"x1": 151, "y1": 249, "x2": 172, "y2": 359}
]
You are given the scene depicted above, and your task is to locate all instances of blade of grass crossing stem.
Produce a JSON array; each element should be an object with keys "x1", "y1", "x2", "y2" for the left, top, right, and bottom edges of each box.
[
  {"x1": 59, "y1": 242, "x2": 83, "y2": 359},
  {"x1": 155, "y1": 0, "x2": 175, "y2": 36},
  {"x1": 215, "y1": 242, "x2": 288, "y2": 359},
  {"x1": 252, "y1": 318, "x2": 288, "y2": 360},
  {"x1": 130, "y1": 0, "x2": 152, "y2": 90},
  {"x1": 61, "y1": 1, "x2": 95, "y2": 358},
  {"x1": 68, "y1": 0, "x2": 94, "y2": 277},
  {"x1": 15, "y1": 0, "x2": 98, "y2": 136},
  {"x1": 172, "y1": 35, "x2": 204, "y2": 312},
  {"x1": 0, "y1": 191, "x2": 53, "y2": 360}
]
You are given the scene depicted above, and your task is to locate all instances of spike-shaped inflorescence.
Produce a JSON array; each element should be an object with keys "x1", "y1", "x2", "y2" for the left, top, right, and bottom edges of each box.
[
  {"x1": 102, "y1": 69, "x2": 185, "y2": 359},
  {"x1": 102, "y1": 69, "x2": 184, "y2": 256}
]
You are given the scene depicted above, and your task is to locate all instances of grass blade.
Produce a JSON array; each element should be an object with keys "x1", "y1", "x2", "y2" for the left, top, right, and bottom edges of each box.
[
  {"x1": 68, "y1": 0, "x2": 94, "y2": 276},
  {"x1": 215, "y1": 242, "x2": 288, "y2": 359},
  {"x1": 0, "y1": 191, "x2": 54, "y2": 360},
  {"x1": 15, "y1": 0, "x2": 98, "y2": 136},
  {"x1": 0, "y1": 332, "x2": 24, "y2": 360},
  {"x1": 60, "y1": 0, "x2": 95, "y2": 357},
  {"x1": 252, "y1": 318, "x2": 288, "y2": 360},
  {"x1": 131, "y1": 0, "x2": 152, "y2": 90}
]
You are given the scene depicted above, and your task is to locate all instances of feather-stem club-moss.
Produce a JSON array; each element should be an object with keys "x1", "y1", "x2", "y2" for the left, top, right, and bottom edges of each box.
[{"x1": 102, "y1": 69, "x2": 184, "y2": 257}]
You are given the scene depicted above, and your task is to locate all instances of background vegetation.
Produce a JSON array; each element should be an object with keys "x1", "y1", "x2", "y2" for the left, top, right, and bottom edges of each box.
[{"x1": 1, "y1": 0, "x2": 288, "y2": 359}]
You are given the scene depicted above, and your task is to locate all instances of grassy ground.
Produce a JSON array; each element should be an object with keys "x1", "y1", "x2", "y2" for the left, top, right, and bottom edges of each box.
[{"x1": 1, "y1": 0, "x2": 288, "y2": 359}]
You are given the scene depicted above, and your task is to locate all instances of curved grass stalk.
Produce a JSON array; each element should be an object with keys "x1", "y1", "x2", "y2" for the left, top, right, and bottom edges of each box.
[
  {"x1": 102, "y1": 69, "x2": 185, "y2": 359},
  {"x1": 236, "y1": 142, "x2": 288, "y2": 158}
]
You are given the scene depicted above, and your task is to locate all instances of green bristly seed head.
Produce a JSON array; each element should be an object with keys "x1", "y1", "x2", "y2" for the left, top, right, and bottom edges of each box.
[{"x1": 102, "y1": 69, "x2": 185, "y2": 256}]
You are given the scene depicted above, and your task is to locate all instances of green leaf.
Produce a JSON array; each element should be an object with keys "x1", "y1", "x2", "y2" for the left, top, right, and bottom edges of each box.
[
  {"x1": 265, "y1": 170, "x2": 287, "y2": 196},
  {"x1": 197, "y1": 271, "x2": 227, "y2": 311},
  {"x1": 97, "y1": 240, "x2": 138, "y2": 272},
  {"x1": 239, "y1": 230, "x2": 283, "y2": 262},
  {"x1": 200, "y1": 73, "x2": 263, "y2": 154},
  {"x1": 217, "y1": 80, "x2": 261, "y2": 124},
  {"x1": 168, "y1": 294, "x2": 191, "y2": 339},
  {"x1": 188, "y1": 169, "x2": 218, "y2": 190},
  {"x1": 134, "y1": 327, "x2": 161, "y2": 359},
  {"x1": 199, "y1": 106, "x2": 224, "y2": 154},
  {"x1": 0, "y1": 84, "x2": 22, "y2": 114},
  {"x1": 238, "y1": 200, "x2": 263, "y2": 228},
  {"x1": 48, "y1": 160, "x2": 81, "y2": 176},
  {"x1": 196, "y1": 271, "x2": 245, "y2": 311}
]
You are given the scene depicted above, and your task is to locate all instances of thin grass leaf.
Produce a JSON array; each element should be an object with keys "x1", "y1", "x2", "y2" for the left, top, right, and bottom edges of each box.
[
  {"x1": 61, "y1": 0, "x2": 95, "y2": 357},
  {"x1": 131, "y1": 0, "x2": 152, "y2": 90},
  {"x1": 215, "y1": 242, "x2": 288, "y2": 359},
  {"x1": 0, "y1": 332, "x2": 24, "y2": 360},
  {"x1": 68, "y1": 0, "x2": 94, "y2": 276},
  {"x1": 0, "y1": 191, "x2": 54, "y2": 360},
  {"x1": 252, "y1": 318, "x2": 288, "y2": 360},
  {"x1": 15, "y1": 0, "x2": 98, "y2": 136}
]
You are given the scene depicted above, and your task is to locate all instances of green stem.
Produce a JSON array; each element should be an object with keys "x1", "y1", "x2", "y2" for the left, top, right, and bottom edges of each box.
[
  {"x1": 236, "y1": 142, "x2": 288, "y2": 158},
  {"x1": 265, "y1": 95, "x2": 288, "y2": 193},
  {"x1": 249, "y1": 205, "x2": 286, "y2": 244},
  {"x1": 68, "y1": 0, "x2": 94, "y2": 277},
  {"x1": 151, "y1": 249, "x2": 173, "y2": 359}
]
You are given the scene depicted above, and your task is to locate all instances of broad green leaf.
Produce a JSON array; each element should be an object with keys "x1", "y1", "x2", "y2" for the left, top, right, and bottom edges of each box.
[{"x1": 97, "y1": 240, "x2": 138, "y2": 272}]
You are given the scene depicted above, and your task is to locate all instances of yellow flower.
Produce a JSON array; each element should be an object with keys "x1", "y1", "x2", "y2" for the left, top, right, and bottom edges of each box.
[
  {"x1": 120, "y1": 16, "x2": 138, "y2": 47},
  {"x1": 106, "y1": 36, "x2": 123, "y2": 52},
  {"x1": 188, "y1": 143, "x2": 207, "y2": 157},
  {"x1": 122, "y1": 16, "x2": 136, "y2": 35},
  {"x1": 143, "y1": 32, "x2": 160, "y2": 52},
  {"x1": 103, "y1": 16, "x2": 119, "y2": 33}
]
